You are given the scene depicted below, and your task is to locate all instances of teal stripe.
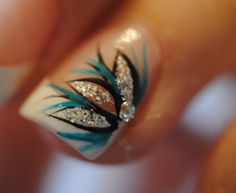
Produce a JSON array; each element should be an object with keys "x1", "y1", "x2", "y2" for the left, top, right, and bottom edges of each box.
[
  {"x1": 48, "y1": 83, "x2": 90, "y2": 106},
  {"x1": 85, "y1": 56, "x2": 119, "y2": 93},
  {"x1": 43, "y1": 101, "x2": 79, "y2": 112},
  {"x1": 130, "y1": 45, "x2": 139, "y2": 68},
  {"x1": 141, "y1": 41, "x2": 148, "y2": 95},
  {"x1": 57, "y1": 131, "x2": 110, "y2": 143},
  {"x1": 57, "y1": 131, "x2": 111, "y2": 152},
  {"x1": 79, "y1": 140, "x2": 108, "y2": 152},
  {"x1": 73, "y1": 68, "x2": 101, "y2": 76}
]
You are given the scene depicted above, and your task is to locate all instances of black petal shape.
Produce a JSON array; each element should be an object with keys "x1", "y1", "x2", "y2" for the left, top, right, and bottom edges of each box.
[{"x1": 49, "y1": 106, "x2": 118, "y2": 133}]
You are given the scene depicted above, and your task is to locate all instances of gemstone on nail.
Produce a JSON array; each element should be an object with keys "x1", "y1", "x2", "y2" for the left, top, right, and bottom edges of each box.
[
  {"x1": 38, "y1": 34, "x2": 149, "y2": 158},
  {"x1": 119, "y1": 101, "x2": 136, "y2": 122}
]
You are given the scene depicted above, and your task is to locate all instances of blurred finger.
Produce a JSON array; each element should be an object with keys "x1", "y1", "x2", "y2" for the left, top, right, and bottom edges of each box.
[
  {"x1": 0, "y1": 0, "x2": 117, "y2": 105},
  {"x1": 200, "y1": 117, "x2": 236, "y2": 193},
  {"x1": 0, "y1": 0, "x2": 59, "y2": 105}
]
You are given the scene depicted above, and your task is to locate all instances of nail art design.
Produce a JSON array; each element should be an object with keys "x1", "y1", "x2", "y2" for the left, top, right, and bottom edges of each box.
[
  {"x1": 42, "y1": 42, "x2": 148, "y2": 158},
  {"x1": 20, "y1": 27, "x2": 152, "y2": 160}
]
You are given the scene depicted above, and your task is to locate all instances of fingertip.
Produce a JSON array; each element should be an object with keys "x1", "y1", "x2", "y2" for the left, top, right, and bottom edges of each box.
[{"x1": 0, "y1": 0, "x2": 60, "y2": 64}]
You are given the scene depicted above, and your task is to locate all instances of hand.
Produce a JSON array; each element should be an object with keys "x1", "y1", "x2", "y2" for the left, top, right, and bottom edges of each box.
[{"x1": 0, "y1": 0, "x2": 235, "y2": 193}]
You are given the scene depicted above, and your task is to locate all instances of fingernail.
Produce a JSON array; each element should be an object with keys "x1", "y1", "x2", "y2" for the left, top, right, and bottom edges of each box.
[
  {"x1": 0, "y1": 64, "x2": 31, "y2": 106},
  {"x1": 21, "y1": 24, "x2": 161, "y2": 160}
]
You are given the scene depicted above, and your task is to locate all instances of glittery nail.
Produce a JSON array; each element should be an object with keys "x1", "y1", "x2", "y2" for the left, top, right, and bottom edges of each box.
[{"x1": 21, "y1": 26, "x2": 158, "y2": 160}]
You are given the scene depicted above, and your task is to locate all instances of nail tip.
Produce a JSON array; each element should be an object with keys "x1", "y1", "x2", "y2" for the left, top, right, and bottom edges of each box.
[
  {"x1": 20, "y1": 107, "x2": 111, "y2": 161},
  {"x1": 19, "y1": 83, "x2": 113, "y2": 160},
  {"x1": 19, "y1": 27, "x2": 156, "y2": 160},
  {"x1": 57, "y1": 135, "x2": 108, "y2": 160},
  {"x1": 79, "y1": 149, "x2": 106, "y2": 160}
]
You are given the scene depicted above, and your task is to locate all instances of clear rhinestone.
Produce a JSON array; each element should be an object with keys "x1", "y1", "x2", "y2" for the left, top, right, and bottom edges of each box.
[{"x1": 119, "y1": 101, "x2": 136, "y2": 122}]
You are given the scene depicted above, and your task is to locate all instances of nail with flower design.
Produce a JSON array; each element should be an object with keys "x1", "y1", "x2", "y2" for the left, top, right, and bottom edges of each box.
[{"x1": 20, "y1": 26, "x2": 160, "y2": 160}]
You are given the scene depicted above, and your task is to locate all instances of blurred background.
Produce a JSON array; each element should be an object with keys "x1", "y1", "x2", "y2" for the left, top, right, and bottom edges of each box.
[{"x1": 0, "y1": 73, "x2": 235, "y2": 193}]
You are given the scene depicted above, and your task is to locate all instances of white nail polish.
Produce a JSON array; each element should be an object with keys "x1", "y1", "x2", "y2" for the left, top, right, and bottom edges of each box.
[{"x1": 20, "y1": 27, "x2": 155, "y2": 160}]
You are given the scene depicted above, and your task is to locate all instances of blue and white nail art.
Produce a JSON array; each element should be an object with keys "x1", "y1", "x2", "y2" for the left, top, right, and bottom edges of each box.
[{"x1": 43, "y1": 43, "x2": 148, "y2": 155}]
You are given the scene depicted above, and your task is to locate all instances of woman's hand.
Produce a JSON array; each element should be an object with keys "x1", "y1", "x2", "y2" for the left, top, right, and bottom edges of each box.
[{"x1": 0, "y1": 0, "x2": 235, "y2": 192}]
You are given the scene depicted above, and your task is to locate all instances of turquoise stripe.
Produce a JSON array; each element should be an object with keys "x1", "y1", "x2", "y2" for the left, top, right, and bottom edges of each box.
[
  {"x1": 130, "y1": 45, "x2": 139, "y2": 68},
  {"x1": 73, "y1": 68, "x2": 101, "y2": 76},
  {"x1": 57, "y1": 131, "x2": 110, "y2": 143},
  {"x1": 43, "y1": 101, "x2": 79, "y2": 112},
  {"x1": 85, "y1": 56, "x2": 119, "y2": 93},
  {"x1": 141, "y1": 41, "x2": 149, "y2": 95},
  {"x1": 57, "y1": 131, "x2": 111, "y2": 152},
  {"x1": 48, "y1": 83, "x2": 90, "y2": 106},
  {"x1": 79, "y1": 140, "x2": 108, "y2": 152}
]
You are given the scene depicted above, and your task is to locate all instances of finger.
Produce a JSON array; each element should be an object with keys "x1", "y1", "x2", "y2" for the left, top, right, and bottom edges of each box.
[
  {"x1": 0, "y1": 0, "x2": 59, "y2": 64},
  {"x1": 0, "y1": 0, "x2": 117, "y2": 105},
  {"x1": 38, "y1": 0, "x2": 119, "y2": 72},
  {"x1": 0, "y1": 0, "x2": 59, "y2": 105},
  {"x1": 0, "y1": 115, "x2": 52, "y2": 193},
  {"x1": 21, "y1": 20, "x2": 161, "y2": 161},
  {"x1": 21, "y1": 0, "x2": 236, "y2": 163},
  {"x1": 0, "y1": 1, "x2": 118, "y2": 191},
  {"x1": 199, "y1": 117, "x2": 236, "y2": 193}
]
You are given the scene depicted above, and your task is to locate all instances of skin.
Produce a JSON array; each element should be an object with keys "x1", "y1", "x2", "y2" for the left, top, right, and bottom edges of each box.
[
  {"x1": 200, "y1": 117, "x2": 236, "y2": 193},
  {"x1": 0, "y1": 0, "x2": 235, "y2": 192},
  {"x1": 0, "y1": 0, "x2": 59, "y2": 64}
]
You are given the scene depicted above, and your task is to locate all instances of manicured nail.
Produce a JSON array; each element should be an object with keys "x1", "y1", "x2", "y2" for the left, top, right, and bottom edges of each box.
[
  {"x1": 21, "y1": 25, "x2": 160, "y2": 160},
  {"x1": 0, "y1": 64, "x2": 30, "y2": 106}
]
